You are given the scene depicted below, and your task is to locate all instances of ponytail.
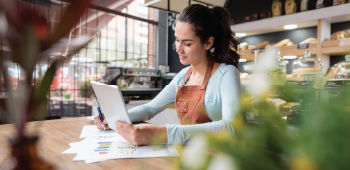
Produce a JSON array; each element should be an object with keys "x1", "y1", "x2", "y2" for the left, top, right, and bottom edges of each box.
[{"x1": 177, "y1": 4, "x2": 240, "y2": 68}]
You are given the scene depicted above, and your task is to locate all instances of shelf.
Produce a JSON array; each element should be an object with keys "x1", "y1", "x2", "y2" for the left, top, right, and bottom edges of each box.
[
  {"x1": 321, "y1": 39, "x2": 350, "y2": 55},
  {"x1": 239, "y1": 40, "x2": 350, "y2": 60},
  {"x1": 239, "y1": 43, "x2": 318, "y2": 61},
  {"x1": 231, "y1": 3, "x2": 350, "y2": 36}
]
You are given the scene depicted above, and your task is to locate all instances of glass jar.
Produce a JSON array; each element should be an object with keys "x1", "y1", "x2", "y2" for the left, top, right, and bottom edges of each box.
[
  {"x1": 269, "y1": 50, "x2": 289, "y2": 84},
  {"x1": 332, "y1": 55, "x2": 350, "y2": 80},
  {"x1": 292, "y1": 51, "x2": 323, "y2": 74}
]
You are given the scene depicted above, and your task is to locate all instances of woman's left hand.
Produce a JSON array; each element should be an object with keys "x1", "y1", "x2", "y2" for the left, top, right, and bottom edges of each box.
[{"x1": 115, "y1": 122, "x2": 168, "y2": 146}]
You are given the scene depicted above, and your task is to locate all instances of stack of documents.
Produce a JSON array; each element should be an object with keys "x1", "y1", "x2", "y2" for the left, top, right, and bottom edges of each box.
[{"x1": 62, "y1": 125, "x2": 179, "y2": 164}]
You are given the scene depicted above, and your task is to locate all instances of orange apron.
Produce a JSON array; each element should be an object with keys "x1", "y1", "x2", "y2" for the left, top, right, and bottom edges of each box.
[{"x1": 175, "y1": 60, "x2": 214, "y2": 125}]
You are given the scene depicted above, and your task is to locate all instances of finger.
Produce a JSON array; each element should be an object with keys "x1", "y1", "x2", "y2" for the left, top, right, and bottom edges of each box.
[
  {"x1": 94, "y1": 115, "x2": 101, "y2": 122},
  {"x1": 103, "y1": 119, "x2": 108, "y2": 125},
  {"x1": 94, "y1": 117, "x2": 103, "y2": 126},
  {"x1": 103, "y1": 119, "x2": 111, "y2": 129},
  {"x1": 116, "y1": 127, "x2": 132, "y2": 143},
  {"x1": 94, "y1": 121, "x2": 104, "y2": 130},
  {"x1": 94, "y1": 114, "x2": 100, "y2": 119},
  {"x1": 115, "y1": 121, "x2": 134, "y2": 131},
  {"x1": 117, "y1": 126, "x2": 131, "y2": 133}
]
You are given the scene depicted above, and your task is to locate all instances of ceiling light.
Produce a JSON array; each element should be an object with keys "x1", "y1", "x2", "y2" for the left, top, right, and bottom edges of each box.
[
  {"x1": 239, "y1": 59, "x2": 247, "y2": 62},
  {"x1": 235, "y1": 33, "x2": 247, "y2": 37},
  {"x1": 284, "y1": 24, "x2": 298, "y2": 29},
  {"x1": 283, "y1": 55, "x2": 297, "y2": 59}
]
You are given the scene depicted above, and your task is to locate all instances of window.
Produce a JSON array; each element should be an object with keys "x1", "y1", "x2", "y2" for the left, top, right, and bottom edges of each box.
[{"x1": 0, "y1": 0, "x2": 158, "y2": 119}]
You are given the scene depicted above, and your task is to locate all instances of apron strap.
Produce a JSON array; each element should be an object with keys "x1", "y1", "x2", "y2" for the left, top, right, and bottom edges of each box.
[
  {"x1": 182, "y1": 67, "x2": 193, "y2": 86},
  {"x1": 201, "y1": 59, "x2": 214, "y2": 89}
]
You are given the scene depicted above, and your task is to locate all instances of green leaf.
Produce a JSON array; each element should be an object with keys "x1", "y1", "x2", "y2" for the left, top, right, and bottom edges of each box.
[
  {"x1": 29, "y1": 61, "x2": 59, "y2": 114},
  {"x1": 34, "y1": 96, "x2": 48, "y2": 121},
  {"x1": 18, "y1": 27, "x2": 39, "y2": 77}
]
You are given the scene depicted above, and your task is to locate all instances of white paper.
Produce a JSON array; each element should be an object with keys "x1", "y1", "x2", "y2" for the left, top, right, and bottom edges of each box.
[
  {"x1": 62, "y1": 140, "x2": 87, "y2": 154},
  {"x1": 69, "y1": 142, "x2": 81, "y2": 147},
  {"x1": 85, "y1": 159, "x2": 108, "y2": 164},
  {"x1": 73, "y1": 135, "x2": 179, "y2": 161},
  {"x1": 79, "y1": 125, "x2": 119, "y2": 138},
  {"x1": 62, "y1": 147, "x2": 78, "y2": 154}
]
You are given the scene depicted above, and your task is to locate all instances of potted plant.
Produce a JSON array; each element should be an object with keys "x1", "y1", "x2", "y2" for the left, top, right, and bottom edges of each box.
[{"x1": 0, "y1": 0, "x2": 95, "y2": 169}]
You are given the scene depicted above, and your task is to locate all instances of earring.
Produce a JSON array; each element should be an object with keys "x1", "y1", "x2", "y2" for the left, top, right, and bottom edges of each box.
[
  {"x1": 210, "y1": 47, "x2": 215, "y2": 53},
  {"x1": 210, "y1": 47, "x2": 215, "y2": 56}
]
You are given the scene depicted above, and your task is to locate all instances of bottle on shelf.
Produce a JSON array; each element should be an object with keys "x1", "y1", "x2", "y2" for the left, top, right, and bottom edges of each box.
[
  {"x1": 333, "y1": 0, "x2": 346, "y2": 6},
  {"x1": 301, "y1": 0, "x2": 308, "y2": 12},
  {"x1": 285, "y1": 0, "x2": 297, "y2": 15},
  {"x1": 272, "y1": 0, "x2": 282, "y2": 17},
  {"x1": 316, "y1": 0, "x2": 326, "y2": 9}
]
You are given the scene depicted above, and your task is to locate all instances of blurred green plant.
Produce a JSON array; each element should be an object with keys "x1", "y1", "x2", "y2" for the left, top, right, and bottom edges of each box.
[
  {"x1": 174, "y1": 49, "x2": 350, "y2": 170},
  {"x1": 0, "y1": 0, "x2": 95, "y2": 138},
  {"x1": 63, "y1": 94, "x2": 71, "y2": 99}
]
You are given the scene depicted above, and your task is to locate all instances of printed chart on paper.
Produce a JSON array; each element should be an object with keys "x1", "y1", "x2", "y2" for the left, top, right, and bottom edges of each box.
[{"x1": 74, "y1": 136, "x2": 178, "y2": 161}]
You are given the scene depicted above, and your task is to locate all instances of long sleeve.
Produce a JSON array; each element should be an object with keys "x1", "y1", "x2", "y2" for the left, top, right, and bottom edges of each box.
[
  {"x1": 166, "y1": 65, "x2": 241, "y2": 145},
  {"x1": 127, "y1": 68, "x2": 187, "y2": 122}
]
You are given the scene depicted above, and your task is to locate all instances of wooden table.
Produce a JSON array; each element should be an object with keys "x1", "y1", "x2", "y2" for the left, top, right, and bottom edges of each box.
[{"x1": 0, "y1": 117, "x2": 175, "y2": 169}]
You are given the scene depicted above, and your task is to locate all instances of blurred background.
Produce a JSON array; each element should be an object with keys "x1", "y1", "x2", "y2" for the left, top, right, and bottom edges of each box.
[
  {"x1": 0, "y1": 0, "x2": 158, "y2": 120},
  {"x1": 0, "y1": 0, "x2": 349, "y2": 123}
]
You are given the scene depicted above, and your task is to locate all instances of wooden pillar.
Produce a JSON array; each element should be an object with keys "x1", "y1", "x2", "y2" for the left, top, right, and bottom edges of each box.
[{"x1": 317, "y1": 19, "x2": 331, "y2": 73}]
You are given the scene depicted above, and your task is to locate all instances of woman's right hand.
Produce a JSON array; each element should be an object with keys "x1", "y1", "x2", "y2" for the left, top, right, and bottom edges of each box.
[{"x1": 94, "y1": 113, "x2": 111, "y2": 130}]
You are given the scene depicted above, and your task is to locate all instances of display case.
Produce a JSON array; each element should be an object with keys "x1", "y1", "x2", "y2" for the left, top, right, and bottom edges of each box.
[
  {"x1": 332, "y1": 55, "x2": 350, "y2": 80},
  {"x1": 269, "y1": 50, "x2": 289, "y2": 85},
  {"x1": 292, "y1": 51, "x2": 323, "y2": 74}
]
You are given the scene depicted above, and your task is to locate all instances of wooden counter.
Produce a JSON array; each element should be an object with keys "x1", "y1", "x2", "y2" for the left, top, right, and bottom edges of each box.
[{"x1": 0, "y1": 117, "x2": 175, "y2": 169}]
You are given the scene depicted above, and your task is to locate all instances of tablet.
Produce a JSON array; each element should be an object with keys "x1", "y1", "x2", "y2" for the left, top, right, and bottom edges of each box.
[{"x1": 90, "y1": 81, "x2": 132, "y2": 130}]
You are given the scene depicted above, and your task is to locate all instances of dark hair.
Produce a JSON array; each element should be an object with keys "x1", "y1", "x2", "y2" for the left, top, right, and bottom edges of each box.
[{"x1": 177, "y1": 4, "x2": 240, "y2": 68}]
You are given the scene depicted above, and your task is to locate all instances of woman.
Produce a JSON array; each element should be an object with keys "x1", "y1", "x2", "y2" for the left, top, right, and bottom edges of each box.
[{"x1": 94, "y1": 4, "x2": 241, "y2": 145}]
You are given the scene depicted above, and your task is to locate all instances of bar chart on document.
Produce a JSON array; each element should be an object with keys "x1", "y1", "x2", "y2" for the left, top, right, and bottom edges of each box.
[
  {"x1": 75, "y1": 136, "x2": 177, "y2": 161},
  {"x1": 117, "y1": 141, "x2": 140, "y2": 155}
]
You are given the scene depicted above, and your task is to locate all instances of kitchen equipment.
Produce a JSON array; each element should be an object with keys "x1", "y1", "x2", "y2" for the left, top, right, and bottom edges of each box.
[
  {"x1": 104, "y1": 67, "x2": 162, "y2": 99},
  {"x1": 159, "y1": 65, "x2": 170, "y2": 74},
  {"x1": 161, "y1": 72, "x2": 177, "y2": 88}
]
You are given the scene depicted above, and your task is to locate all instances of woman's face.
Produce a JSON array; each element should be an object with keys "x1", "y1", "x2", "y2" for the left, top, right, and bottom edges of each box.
[{"x1": 174, "y1": 21, "x2": 208, "y2": 65}]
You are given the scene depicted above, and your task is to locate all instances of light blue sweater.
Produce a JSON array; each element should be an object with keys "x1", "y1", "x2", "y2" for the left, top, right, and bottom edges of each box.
[{"x1": 128, "y1": 63, "x2": 241, "y2": 145}]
